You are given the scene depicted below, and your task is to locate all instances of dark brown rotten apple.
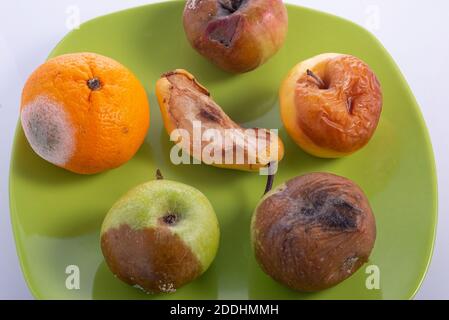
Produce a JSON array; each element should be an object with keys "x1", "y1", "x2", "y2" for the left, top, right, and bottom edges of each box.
[
  {"x1": 252, "y1": 173, "x2": 376, "y2": 292},
  {"x1": 183, "y1": 0, "x2": 288, "y2": 73}
]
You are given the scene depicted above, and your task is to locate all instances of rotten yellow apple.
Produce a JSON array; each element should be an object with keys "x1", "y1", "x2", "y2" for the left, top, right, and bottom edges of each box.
[{"x1": 279, "y1": 53, "x2": 383, "y2": 158}]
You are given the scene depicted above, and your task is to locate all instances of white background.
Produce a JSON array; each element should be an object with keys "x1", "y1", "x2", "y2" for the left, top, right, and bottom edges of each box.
[{"x1": 0, "y1": 0, "x2": 448, "y2": 299}]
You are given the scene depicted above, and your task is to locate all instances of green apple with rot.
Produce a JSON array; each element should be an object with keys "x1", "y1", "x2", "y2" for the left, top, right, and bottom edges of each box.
[{"x1": 100, "y1": 171, "x2": 220, "y2": 294}]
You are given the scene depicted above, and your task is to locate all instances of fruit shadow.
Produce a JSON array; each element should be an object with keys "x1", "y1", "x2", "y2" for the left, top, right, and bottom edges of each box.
[
  {"x1": 11, "y1": 126, "x2": 88, "y2": 186},
  {"x1": 248, "y1": 257, "x2": 320, "y2": 300},
  {"x1": 212, "y1": 183, "x2": 255, "y2": 299},
  {"x1": 248, "y1": 258, "x2": 384, "y2": 299},
  {"x1": 277, "y1": 117, "x2": 401, "y2": 199},
  {"x1": 276, "y1": 128, "x2": 338, "y2": 181},
  {"x1": 337, "y1": 118, "x2": 401, "y2": 197},
  {"x1": 11, "y1": 126, "x2": 157, "y2": 238},
  {"x1": 126, "y1": 1, "x2": 234, "y2": 85},
  {"x1": 92, "y1": 260, "x2": 219, "y2": 300},
  {"x1": 217, "y1": 81, "x2": 279, "y2": 124},
  {"x1": 12, "y1": 125, "x2": 154, "y2": 186},
  {"x1": 23, "y1": 208, "x2": 105, "y2": 239}
]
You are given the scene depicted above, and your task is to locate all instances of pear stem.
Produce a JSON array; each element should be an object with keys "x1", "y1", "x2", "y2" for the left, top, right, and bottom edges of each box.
[
  {"x1": 307, "y1": 69, "x2": 326, "y2": 89},
  {"x1": 156, "y1": 169, "x2": 164, "y2": 180},
  {"x1": 263, "y1": 162, "x2": 275, "y2": 195}
]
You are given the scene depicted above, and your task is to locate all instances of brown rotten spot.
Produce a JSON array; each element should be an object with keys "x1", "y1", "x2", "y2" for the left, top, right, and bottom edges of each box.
[
  {"x1": 155, "y1": 69, "x2": 284, "y2": 171},
  {"x1": 101, "y1": 224, "x2": 201, "y2": 294},
  {"x1": 251, "y1": 172, "x2": 376, "y2": 292}
]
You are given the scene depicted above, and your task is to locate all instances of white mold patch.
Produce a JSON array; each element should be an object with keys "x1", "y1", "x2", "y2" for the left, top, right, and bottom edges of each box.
[
  {"x1": 158, "y1": 280, "x2": 176, "y2": 294},
  {"x1": 187, "y1": 0, "x2": 199, "y2": 10},
  {"x1": 21, "y1": 96, "x2": 75, "y2": 166}
]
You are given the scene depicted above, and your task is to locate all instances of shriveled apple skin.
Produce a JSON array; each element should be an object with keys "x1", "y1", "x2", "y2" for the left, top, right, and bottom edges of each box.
[
  {"x1": 183, "y1": 0, "x2": 288, "y2": 73},
  {"x1": 280, "y1": 54, "x2": 382, "y2": 158},
  {"x1": 101, "y1": 179, "x2": 220, "y2": 293},
  {"x1": 251, "y1": 173, "x2": 376, "y2": 292}
]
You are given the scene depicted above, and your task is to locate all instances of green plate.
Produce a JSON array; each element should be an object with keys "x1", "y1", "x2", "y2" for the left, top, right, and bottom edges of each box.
[{"x1": 9, "y1": 1, "x2": 437, "y2": 299}]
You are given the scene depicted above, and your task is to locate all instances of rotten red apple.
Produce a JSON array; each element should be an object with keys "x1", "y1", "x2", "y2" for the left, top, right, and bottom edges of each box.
[{"x1": 183, "y1": 0, "x2": 288, "y2": 73}]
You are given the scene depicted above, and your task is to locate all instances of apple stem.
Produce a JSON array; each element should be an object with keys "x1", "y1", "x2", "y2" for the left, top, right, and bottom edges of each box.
[
  {"x1": 263, "y1": 162, "x2": 275, "y2": 195},
  {"x1": 307, "y1": 69, "x2": 326, "y2": 89},
  {"x1": 162, "y1": 213, "x2": 178, "y2": 225},
  {"x1": 219, "y1": 0, "x2": 241, "y2": 13},
  {"x1": 220, "y1": 2, "x2": 235, "y2": 13},
  {"x1": 156, "y1": 169, "x2": 164, "y2": 180}
]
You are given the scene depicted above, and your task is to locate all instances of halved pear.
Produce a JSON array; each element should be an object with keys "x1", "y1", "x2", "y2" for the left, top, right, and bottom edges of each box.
[{"x1": 155, "y1": 69, "x2": 284, "y2": 172}]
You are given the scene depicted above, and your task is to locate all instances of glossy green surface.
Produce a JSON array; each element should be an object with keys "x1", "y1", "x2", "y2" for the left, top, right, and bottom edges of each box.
[{"x1": 9, "y1": 1, "x2": 437, "y2": 299}]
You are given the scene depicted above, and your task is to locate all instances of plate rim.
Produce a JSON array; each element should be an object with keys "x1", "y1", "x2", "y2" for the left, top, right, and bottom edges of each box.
[{"x1": 8, "y1": 0, "x2": 438, "y2": 300}]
